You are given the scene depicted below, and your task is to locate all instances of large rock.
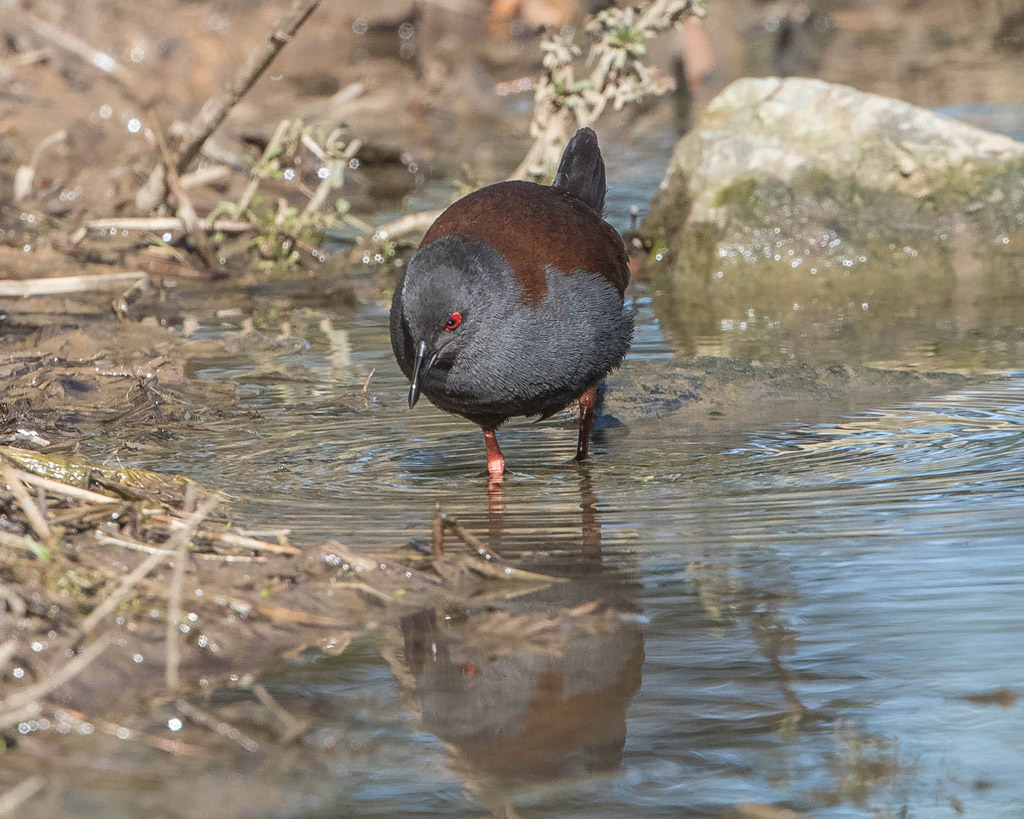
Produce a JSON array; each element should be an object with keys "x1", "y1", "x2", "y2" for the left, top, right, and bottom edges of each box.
[{"x1": 643, "y1": 77, "x2": 1024, "y2": 366}]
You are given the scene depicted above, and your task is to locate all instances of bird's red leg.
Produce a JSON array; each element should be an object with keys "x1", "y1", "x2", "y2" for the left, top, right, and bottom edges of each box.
[
  {"x1": 483, "y1": 429, "x2": 505, "y2": 483},
  {"x1": 575, "y1": 386, "x2": 597, "y2": 462}
]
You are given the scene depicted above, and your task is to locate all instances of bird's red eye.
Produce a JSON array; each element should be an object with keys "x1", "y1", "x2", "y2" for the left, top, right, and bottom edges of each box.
[{"x1": 444, "y1": 311, "x2": 462, "y2": 331}]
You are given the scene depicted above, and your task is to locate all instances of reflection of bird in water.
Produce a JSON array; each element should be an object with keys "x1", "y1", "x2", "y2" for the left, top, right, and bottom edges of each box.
[
  {"x1": 388, "y1": 412, "x2": 643, "y2": 800},
  {"x1": 389, "y1": 604, "x2": 644, "y2": 784}
]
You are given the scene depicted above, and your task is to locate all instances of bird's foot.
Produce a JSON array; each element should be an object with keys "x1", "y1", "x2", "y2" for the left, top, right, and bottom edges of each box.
[{"x1": 483, "y1": 429, "x2": 505, "y2": 484}]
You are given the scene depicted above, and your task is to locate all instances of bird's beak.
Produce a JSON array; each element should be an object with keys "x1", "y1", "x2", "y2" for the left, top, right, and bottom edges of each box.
[{"x1": 408, "y1": 340, "x2": 429, "y2": 409}]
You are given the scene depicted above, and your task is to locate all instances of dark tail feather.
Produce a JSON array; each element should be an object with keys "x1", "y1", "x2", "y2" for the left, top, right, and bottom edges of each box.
[{"x1": 552, "y1": 127, "x2": 607, "y2": 214}]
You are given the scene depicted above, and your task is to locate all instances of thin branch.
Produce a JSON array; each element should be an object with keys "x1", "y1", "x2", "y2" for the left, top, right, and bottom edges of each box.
[
  {"x1": 235, "y1": 119, "x2": 290, "y2": 216},
  {"x1": 158, "y1": 130, "x2": 216, "y2": 269},
  {"x1": 135, "y1": 0, "x2": 324, "y2": 212}
]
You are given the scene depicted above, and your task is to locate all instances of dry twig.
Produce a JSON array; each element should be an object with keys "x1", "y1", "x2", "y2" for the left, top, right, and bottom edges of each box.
[
  {"x1": 2, "y1": 463, "x2": 52, "y2": 544},
  {"x1": 81, "y1": 217, "x2": 253, "y2": 236},
  {"x1": 10, "y1": 471, "x2": 118, "y2": 505},
  {"x1": 135, "y1": 0, "x2": 324, "y2": 212},
  {"x1": 0, "y1": 272, "x2": 149, "y2": 297},
  {"x1": 146, "y1": 514, "x2": 300, "y2": 556},
  {"x1": 22, "y1": 11, "x2": 134, "y2": 89}
]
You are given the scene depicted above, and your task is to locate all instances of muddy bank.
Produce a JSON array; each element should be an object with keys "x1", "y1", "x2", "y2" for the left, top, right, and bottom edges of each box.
[{"x1": 0, "y1": 441, "x2": 588, "y2": 811}]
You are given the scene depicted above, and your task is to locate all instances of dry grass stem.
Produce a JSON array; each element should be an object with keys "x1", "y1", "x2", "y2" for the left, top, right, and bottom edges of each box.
[
  {"x1": 0, "y1": 272, "x2": 150, "y2": 297},
  {"x1": 0, "y1": 703, "x2": 39, "y2": 733},
  {"x1": 2, "y1": 463, "x2": 52, "y2": 543},
  {"x1": 83, "y1": 217, "x2": 254, "y2": 234},
  {"x1": 80, "y1": 550, "x2": 168, "y2": 633},
  {"x1": 0, "y1": 49, "x2": 47, "y2": 69},
  {"x1": 147, "y1": 514, "x2": 300, "y2": 555},
  {"x1": 14, "y1": 128, "x2": 66, "y2": 202},
  {"x1": 165, "y1": 495, "x2": 223, "y2": 693},
  {"x1": 95, "y1": 532, "x2": 175, "y2": 557},
  {"x1": 0, "y1": 530, "x2": 48, "y2": 560},
  {"x1": 82, "y1": 495, "x2": 221, "y2": 634},
  {"x1": 0, "y1": 776, "x2": 46, "y2": 817},
  {"x1": 0, "y1": 641, "x2": 18, "y2": 673},
  {"x1": 10, "y1": 470, "x2": 120, "y2": 504}
]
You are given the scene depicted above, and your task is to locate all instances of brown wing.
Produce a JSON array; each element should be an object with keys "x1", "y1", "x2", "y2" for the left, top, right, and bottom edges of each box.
[{"x1": 420, "y1": 181, "x2": 629, "y2": 308}]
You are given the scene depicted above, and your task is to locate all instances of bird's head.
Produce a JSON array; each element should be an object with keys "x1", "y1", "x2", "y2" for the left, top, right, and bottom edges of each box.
[{"x1": 397, "y1": 237, "x2": 515, "y2": 409}]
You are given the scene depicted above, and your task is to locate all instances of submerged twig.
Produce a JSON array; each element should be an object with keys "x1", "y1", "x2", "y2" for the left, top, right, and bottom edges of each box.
[
  {"x1": 0, "y1": 636, "x2": 111, "y2": 716},
  {"x1": 174, "y1": 699, "x2": 260, "y2": 753},
  {"x1": 251, "y1": 682, "x2": 308, "y2": 743},
  {"x1": 432, "y1": 503, "x2": 444, "y2": 556},
  {"x1": 435, "y1": 512, "x2": 567, "y2": 584}
]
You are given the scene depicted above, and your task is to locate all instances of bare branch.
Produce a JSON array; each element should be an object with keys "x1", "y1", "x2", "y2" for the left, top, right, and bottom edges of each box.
[{"x1": 135, "y1": 0, "x2": 324, "y2": 212}]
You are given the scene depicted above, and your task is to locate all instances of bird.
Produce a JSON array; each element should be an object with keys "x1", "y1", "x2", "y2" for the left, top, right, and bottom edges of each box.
[{"x1": 389, "y1": 127, "x2": 633, "y2": 481}]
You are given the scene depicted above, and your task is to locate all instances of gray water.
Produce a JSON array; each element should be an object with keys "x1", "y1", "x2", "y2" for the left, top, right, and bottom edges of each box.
[
  {"x1": 73, "y1": 123, "x2": 1024, "y2": 818},
  {"x1": 149, "y1": 313, "x2": 1024, "y2": 819}
]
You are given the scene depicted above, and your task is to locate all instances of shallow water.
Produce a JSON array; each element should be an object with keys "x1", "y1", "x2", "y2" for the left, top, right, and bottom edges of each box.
[
  {"x1": 63, "y1": 124, "x2": 1023, "y2": 816},
  {"x1": 168, "y1": 365, "x2": 1024, "y2": 818}
]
